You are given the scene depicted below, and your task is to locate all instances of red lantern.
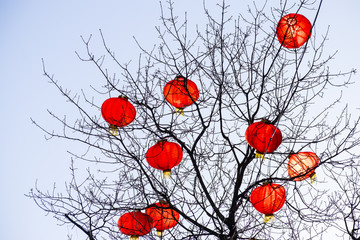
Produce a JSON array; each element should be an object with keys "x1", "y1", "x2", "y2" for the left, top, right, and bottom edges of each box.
[
  {"x1": 145, "y1": 201, "x2": 180, "y2": 237},
  {"x1": 288, "y1": 152, "x2": 319, "y2": 183},
  {"x1": 163, "y1": 76, "x2": 199, "y2": 115},
  {"x1": 250, "y1": 183, "x2": 286, "y2": 222},
  {"x1": 146, "y1": 140, "x2": 183, "y2": 178},
  {"x1": 276, "y1": 13, "x2": 312, "y2": 49},
  {"x1": 245, "y1": 119, "x2": 282, "y2": 157},
  {"x1": 118, "y1": 211, "x2": 154, "y2": 240},
  {"x1": 101, "y1": 96, "x2": 136, "y2": 135}
]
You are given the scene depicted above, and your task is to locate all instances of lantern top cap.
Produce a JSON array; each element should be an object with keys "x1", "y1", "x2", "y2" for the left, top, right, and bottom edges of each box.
[
  {"x1": 260, "y1": 118, "x2": 271, "y2": 124},
  {"x1": 175, "y1": 75, "x2": 186, "y2": 80},
  {"x1": 288, "y1": 150, "x2": 296, "y2": 158},
  {"x1": 158, "y1": 199, "x2": 168, "y2": 204},
  {"x1": 156, "y1": 139, "x2": 168, "y2": 143},
  {"x1": 118, "y1": 95, "x2": 129, "y2": 99}
]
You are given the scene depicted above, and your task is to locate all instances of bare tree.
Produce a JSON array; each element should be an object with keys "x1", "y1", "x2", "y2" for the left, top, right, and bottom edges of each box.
[
  {"x1": 28, "y1": 0, "x2": 359, "y2": 239},
  {"x1": 326, "y1": 167, "x2": 360, "y2": 240}
]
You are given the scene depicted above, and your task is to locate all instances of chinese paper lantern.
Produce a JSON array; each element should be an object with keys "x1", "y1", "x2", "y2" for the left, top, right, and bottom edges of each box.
[
  {"x1": 118, "y1": 211, "x2": 154, "y2": 240},
  {"x1": 288, "y1": 152, "x2": 319, "y2": 183},
  {"x1": 245, "y1": 119, "x2": 282, "y2": 158},
  {"x1": 146, "y1": 140, "x2": 183, "y2": 178},
  {"x1": 145, "y1": 201, "x2": 180, "y2": 237},
  {"x1": 163, "y1": 75, "x2": 199, "y2": 115},
  {"x1": 276, "y1": 13, "x2": 312, "y2": 49},
  {"x1": 250, "y1": 183, "x2": 286, "y2": 222},
  {"x1": 101, "y1": 96, "x2": 136, "y2": 135}
]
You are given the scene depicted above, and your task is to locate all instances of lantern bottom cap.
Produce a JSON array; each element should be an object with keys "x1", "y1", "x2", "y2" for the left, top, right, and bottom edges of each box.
[
  {"x1": 255, "y1": 152, "x2": 264, "y2": 159},
  {"x1": 156, "y1": 230, "x2": 165, "y2": 237},
  {"x1": 310, "y1": 172, "x2": 317, "y2": 184},
  {"x1": 109, "y1": 124, "x2": 119, "y2": 136},
  {"x1": 130, "y1": 235, "x2": 139, "y2": 240},
  {"x1": 264, "y1": 214, "x2": 274, "y2": 223},
  {"x1": 175, "y1": 107, "x2": 185, "y2": 116},
  {"x1": 163, "y1": 170, "x2": 172, "y2": 178}
]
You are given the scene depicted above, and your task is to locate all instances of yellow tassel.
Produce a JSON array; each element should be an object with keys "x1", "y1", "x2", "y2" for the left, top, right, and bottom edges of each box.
[
  {"x1": 163, "y1": 170, "x2": 172, "y2": 179},
  {"x1": 156, "y1": 230, "x2": 165, "y2": 237},
  {"x1": 264, "y1": 214, "x2": 274, "y2": 223},
  {"x1": 175, "y1": 108, "x2": 185, "y2": 116},
  {"x1": 130, "y1": 236, "x2": 139, "y2": 240},
  {"x1": 255, "y1": 152, "x2": 264, "y2": 160},
  {"x1": 310, "y1": 172, "x2": 317, "y2": 184},
  {"x1": 109, "y1": 125, "x2": 119, "y2": 136}
]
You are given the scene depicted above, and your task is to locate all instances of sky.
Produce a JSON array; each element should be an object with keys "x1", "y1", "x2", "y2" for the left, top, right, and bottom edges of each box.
[{"x1": 0, "y1": 0, "x2": 359, "y2": 240}]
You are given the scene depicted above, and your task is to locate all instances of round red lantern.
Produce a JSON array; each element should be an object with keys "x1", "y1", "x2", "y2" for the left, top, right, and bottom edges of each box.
[
  {"x1": 245, "y1": 119, "x2": 282, "y2": 157},
  {"x1": 145, "y1": 201, "x2": 180, "y2": 236},
  {"x1": 276, "y1": 13, "x2": 312, "y2": 49},
  {"x1": 146, "y1": 140, "x2": 183, "y2": 178},
  {"x1": 118, "y1": 211, "x2": 154, "y2": 240},
  {"x1": 101, "y1": 96, "x2": 136, "y2": 135},
  {"x1": 288, "y1": 152, "x2": 319, "y2": 183},
  {"x1": 250, "y1": 183, "x2": 286, "y2": 222},
  {"x1": 163, "y1": 76, "x2": 199, "y2": 115}
]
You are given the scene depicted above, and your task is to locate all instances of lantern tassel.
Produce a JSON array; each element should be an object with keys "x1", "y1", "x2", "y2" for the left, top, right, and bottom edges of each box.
[
  {"x1": 264, "y1": 214, "x2": 274, "y2": 223},
  {"x1": 310, "y1": 172, "x2": 317, "y2": 184},
  {"x1": 175, "y1": 108, "x2": 185, "y2": 116},
  {"x1": 156, "y1": 230, "x2": 165, "y2": 237},
  {"x1": 163, "y1": 170, "x2": 172, "y2": 179},
  {"x1": 130, "y1": 236, "x2": 139, "y2": 240},
  {"x1": 109, "y1": 125, "x2": 119, "y2": 136}
]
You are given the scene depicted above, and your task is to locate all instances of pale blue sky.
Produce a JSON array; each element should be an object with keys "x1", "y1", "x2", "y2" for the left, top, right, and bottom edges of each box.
[{"x1": 0, "y1": 1, "x2": 359, "y2": 240}]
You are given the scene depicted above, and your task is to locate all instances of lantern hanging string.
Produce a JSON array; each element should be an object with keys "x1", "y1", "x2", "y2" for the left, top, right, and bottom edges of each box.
[{"x1": 266, "y1": 121, "x2": 282, "y2": 176}]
